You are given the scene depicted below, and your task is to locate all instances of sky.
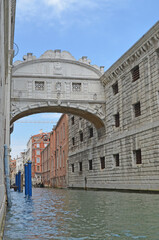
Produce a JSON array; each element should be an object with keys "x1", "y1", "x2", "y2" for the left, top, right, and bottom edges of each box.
[{"x1": 11, "y1": 0, "x2": 159, "y2": 158}]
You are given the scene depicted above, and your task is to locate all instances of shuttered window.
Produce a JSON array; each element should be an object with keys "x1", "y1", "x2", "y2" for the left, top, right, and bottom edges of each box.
[
  {"x1": 132, "y1": 65, "x2": 140, "y2": 82},
  {"x1": 112, "y1": 82, "x2": 118, "y2": 95},
  {"x1": 114, "y1": 113, "x2": 120, "y2": 127},
  {"x1": 134, "y1": 102, "x2": 141, "y2": 117}
]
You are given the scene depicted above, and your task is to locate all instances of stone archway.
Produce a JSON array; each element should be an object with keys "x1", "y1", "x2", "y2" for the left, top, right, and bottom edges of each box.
[{"x1": 11, "y1": 50, "x2": 106, "y2": 135}]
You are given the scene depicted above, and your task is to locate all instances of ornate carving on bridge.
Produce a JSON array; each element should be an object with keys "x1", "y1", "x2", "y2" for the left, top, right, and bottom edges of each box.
[
  {"x1": 54, "y1": 62, "x2": 63, "y2": 75},
  {"x1": 56, "y1": 82, "x2": 62, "y2": 92}
]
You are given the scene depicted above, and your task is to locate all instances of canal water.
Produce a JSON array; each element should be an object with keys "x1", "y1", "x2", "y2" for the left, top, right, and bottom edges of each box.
[{"x1": 3, "y1": 188, "x2": 159, "y2": 240}]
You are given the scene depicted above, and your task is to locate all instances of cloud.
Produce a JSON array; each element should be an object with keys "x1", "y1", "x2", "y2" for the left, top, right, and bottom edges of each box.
[{"x1": 16, "y1": 0, "x2": 131, "y2": 25}]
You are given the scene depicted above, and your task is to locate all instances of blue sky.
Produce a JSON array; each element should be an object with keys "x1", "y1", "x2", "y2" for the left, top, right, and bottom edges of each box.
[{"x1": 11, "y1": 0, "x2": 159, "y2": 158}]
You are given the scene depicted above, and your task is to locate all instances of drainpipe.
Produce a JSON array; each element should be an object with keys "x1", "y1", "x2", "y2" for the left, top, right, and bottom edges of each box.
[{"x1": 4, "y1": 144, "x2": 11, "y2": 207}]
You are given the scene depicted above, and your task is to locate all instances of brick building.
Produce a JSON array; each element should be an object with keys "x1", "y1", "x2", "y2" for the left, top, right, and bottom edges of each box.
[
  {"x1": 41, "y1": 114, "x2": 69, "y2": 188},
  {"x1": 41, "y1": 143, "x2": 51, "y2": 187},
  {"x1": 26, "y1": 131, "x2": 50, "y2": 186}
]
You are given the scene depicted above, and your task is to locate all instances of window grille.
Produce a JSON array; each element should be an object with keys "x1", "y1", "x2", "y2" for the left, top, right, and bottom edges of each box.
[
  {"x1": 89, "y1": 127, "x2": 93, "y2": 138},
  {"x1": 114, "y1": 154, "x2": 119, "y2": 167},
  {"x1": 71, "y1": 116, "x2": 74, "y2": 125},
  {"x1": 72, "y1": 137, "x2": 75, "y2": 146},
  {"x1": 132, "y1": 65, "x2": 140, "y2": 82},
  {"x1": 79, "y1": 162, "x2": 82, "y2": 172},
  {"x1": 100, "y1": 157, "x2": 105, "y2": 169},
  {"x1": 71, "y1": 164, "x2": 74, "y2": 172},
  {"x1": 80, "y1": 132, "x2": 83, "y2": 142},
  {"x1": 35, "y1": 81, "x2": 44, "y2": 90},
  {"x1": 112, "y1": 82, "x2": 118, "y2": 95},
  {"x1": 89, "y1": 160, "x2": 93, "y2": 170},
  {"x1": 134, "y1": 102, "x2": 141, "y2": 117},
  {"x1": 72, "y1": 83, "x2": 81, "y2": 92},
  {"x1": 114, "y1": 113, "x2": 120, "y2": 127},
  {"x1": 134, "y1": 149, "x2": 142, "y2": 164}
]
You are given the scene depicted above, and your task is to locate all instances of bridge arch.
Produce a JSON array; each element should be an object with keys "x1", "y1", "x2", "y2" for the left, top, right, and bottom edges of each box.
[{"x1": 11, "y1": 50, "x2": 106, "y2": 135}]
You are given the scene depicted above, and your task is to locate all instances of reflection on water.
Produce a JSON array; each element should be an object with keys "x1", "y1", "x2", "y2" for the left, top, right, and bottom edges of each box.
[{"x1": 3, "y1": 188, "x2": 159, "y2": 240}]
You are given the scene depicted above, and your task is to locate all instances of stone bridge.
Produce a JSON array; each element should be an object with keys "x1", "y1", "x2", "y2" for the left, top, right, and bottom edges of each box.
[{"x1": 11, "y1": 50, "x2": 106, "y2": 134}]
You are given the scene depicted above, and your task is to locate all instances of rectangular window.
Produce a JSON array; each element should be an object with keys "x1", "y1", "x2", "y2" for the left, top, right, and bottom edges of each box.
[
  {"x1": 89, "y1": 127, "x2": 93, "y2": 138},
  {"x1": 72, "y1": 83, "x2": 81, "y2": 92},
  {"x1": 114, "y1": 113, "x2": 120, "y2": 127},
  {"x1": 61, "y1": 127, "x2": 62, "y2": 142},
  {"x1": 72, "y1": 137, "x2": 75, "y2": 146},
  {"x1": 100, "y1": 157, "x2": 105, "y2": 169},
  {"x1": 80, "y1": 132, "x2": 83, "y2": 142},
  {"x1": 63, "y1": 150, "x2": 65, "y2": 167},
  {"x1": 36, "y1": 150, "x2": 40, "y2": 155},
  {"x1": 134, "y1": 102, "x2": 141, "y2": 117},
  {"x1": 71, "y1": 116, "x2": 74, "y2": 125},
  {"x1": 89, "y1": 160, "x2": 93, "y2": 170},
  {"x1": 114, "y1": 154, "x2": 119, "y2": 167},
  {"x1": 56, "y1": 149, "x2": 58, "y2": 169},
  {"x1": 132, "y1": 65, "x2": 140, "y2": 82},
  {"x1": 56, "y1": 132, "x2": 59, "y2": 146},
  {"x1": 71, "y1": 164, "x2": 74, "y2": 173},
  {"x1": 63, "y1": 123, "x2": 65, "y2": 139},
  {"x1": 134, "y1": 149, "x2": 142, "y2": 164},
  {"x1": 60, "y1": 147, "x2": 62, "y2": 168},
  {"x1": 112, "y1": 82, "x2": 118, "y2": 95},
  {"x1": 44, "y1": 144, "x2": 47, "y2": 147},
  {"x1": 37, "y1": 157, "x2": 40, "y2": 163},
  {"x1": 37, "y1": 143, "x2": 40, "y2": 148},
  {"x1": 35, "y1": 81, "x2": 44, "y2": 91},
  {"x1": 37, "y1": 166, "x2": 40, "y2": 171},
  {"x1": 79, "y1": 162, "x2": 82, "y2": 172}
]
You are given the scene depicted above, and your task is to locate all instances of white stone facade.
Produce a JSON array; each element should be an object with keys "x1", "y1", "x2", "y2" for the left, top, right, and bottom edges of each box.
[
  {"x1": 11, "y1": 50, "x2": 105, "y2": 132},
  {"x1": 68, "y1": 22, "x2": 159, "y2": 191},
  {"x1": 0, "y1": 0, "x2": 16, "y2": 236}
]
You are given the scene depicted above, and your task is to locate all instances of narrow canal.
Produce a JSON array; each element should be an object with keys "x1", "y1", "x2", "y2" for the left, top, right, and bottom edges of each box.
[{"x1": 3, "y1": 188, "x2": 159, "y2": 240}]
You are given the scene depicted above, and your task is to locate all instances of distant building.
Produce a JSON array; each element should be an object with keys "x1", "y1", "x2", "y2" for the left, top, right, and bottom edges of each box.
[
  {"x1": 10, "y1": 158, "x2": 16, "y2": 185},
  {"x1": 41, "y1": 114, "x2": 69, "y2": 188},
  {"x1": 41, "y1": 143, "x2": 51, "y2": 187},
  {"x1": 26, "y1": 131, "x2": 50, "y2": 186},
  {"x1": 15, "y1": 153, "x2": 25, "y2": 174}
]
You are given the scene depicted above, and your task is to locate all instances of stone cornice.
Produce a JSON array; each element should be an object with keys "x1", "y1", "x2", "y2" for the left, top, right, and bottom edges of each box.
[
  {"x1": 13, "y1": 58, "x2": 102, "y2": 77},
  {"x1": 100, "y1": 21, "x2": 159, "y2": 86}
]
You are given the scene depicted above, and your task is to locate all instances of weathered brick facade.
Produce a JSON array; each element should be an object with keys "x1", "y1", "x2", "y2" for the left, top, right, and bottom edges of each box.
[{"x1": 68, "y1": 22, "x2": 159, "y2": 191}]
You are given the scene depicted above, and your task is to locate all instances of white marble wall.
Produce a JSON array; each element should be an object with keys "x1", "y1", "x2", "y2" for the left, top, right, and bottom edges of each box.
[{"x1": 68, "y1": 22, "x2": 159, "y2": 191}]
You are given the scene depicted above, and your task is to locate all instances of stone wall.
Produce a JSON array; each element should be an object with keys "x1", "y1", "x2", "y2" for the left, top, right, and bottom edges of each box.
[
  {"x1": 0, "y1": 0, "x2": 15, "y2": 237},
  {"x1": 68, "y1": 22, "x2": 159, "y2": 192}
]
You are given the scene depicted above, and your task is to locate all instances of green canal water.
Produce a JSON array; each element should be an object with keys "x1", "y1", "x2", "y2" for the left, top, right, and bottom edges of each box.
[{"x1": 3, "y1": 188, "x2": 159, "y2": 240}]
